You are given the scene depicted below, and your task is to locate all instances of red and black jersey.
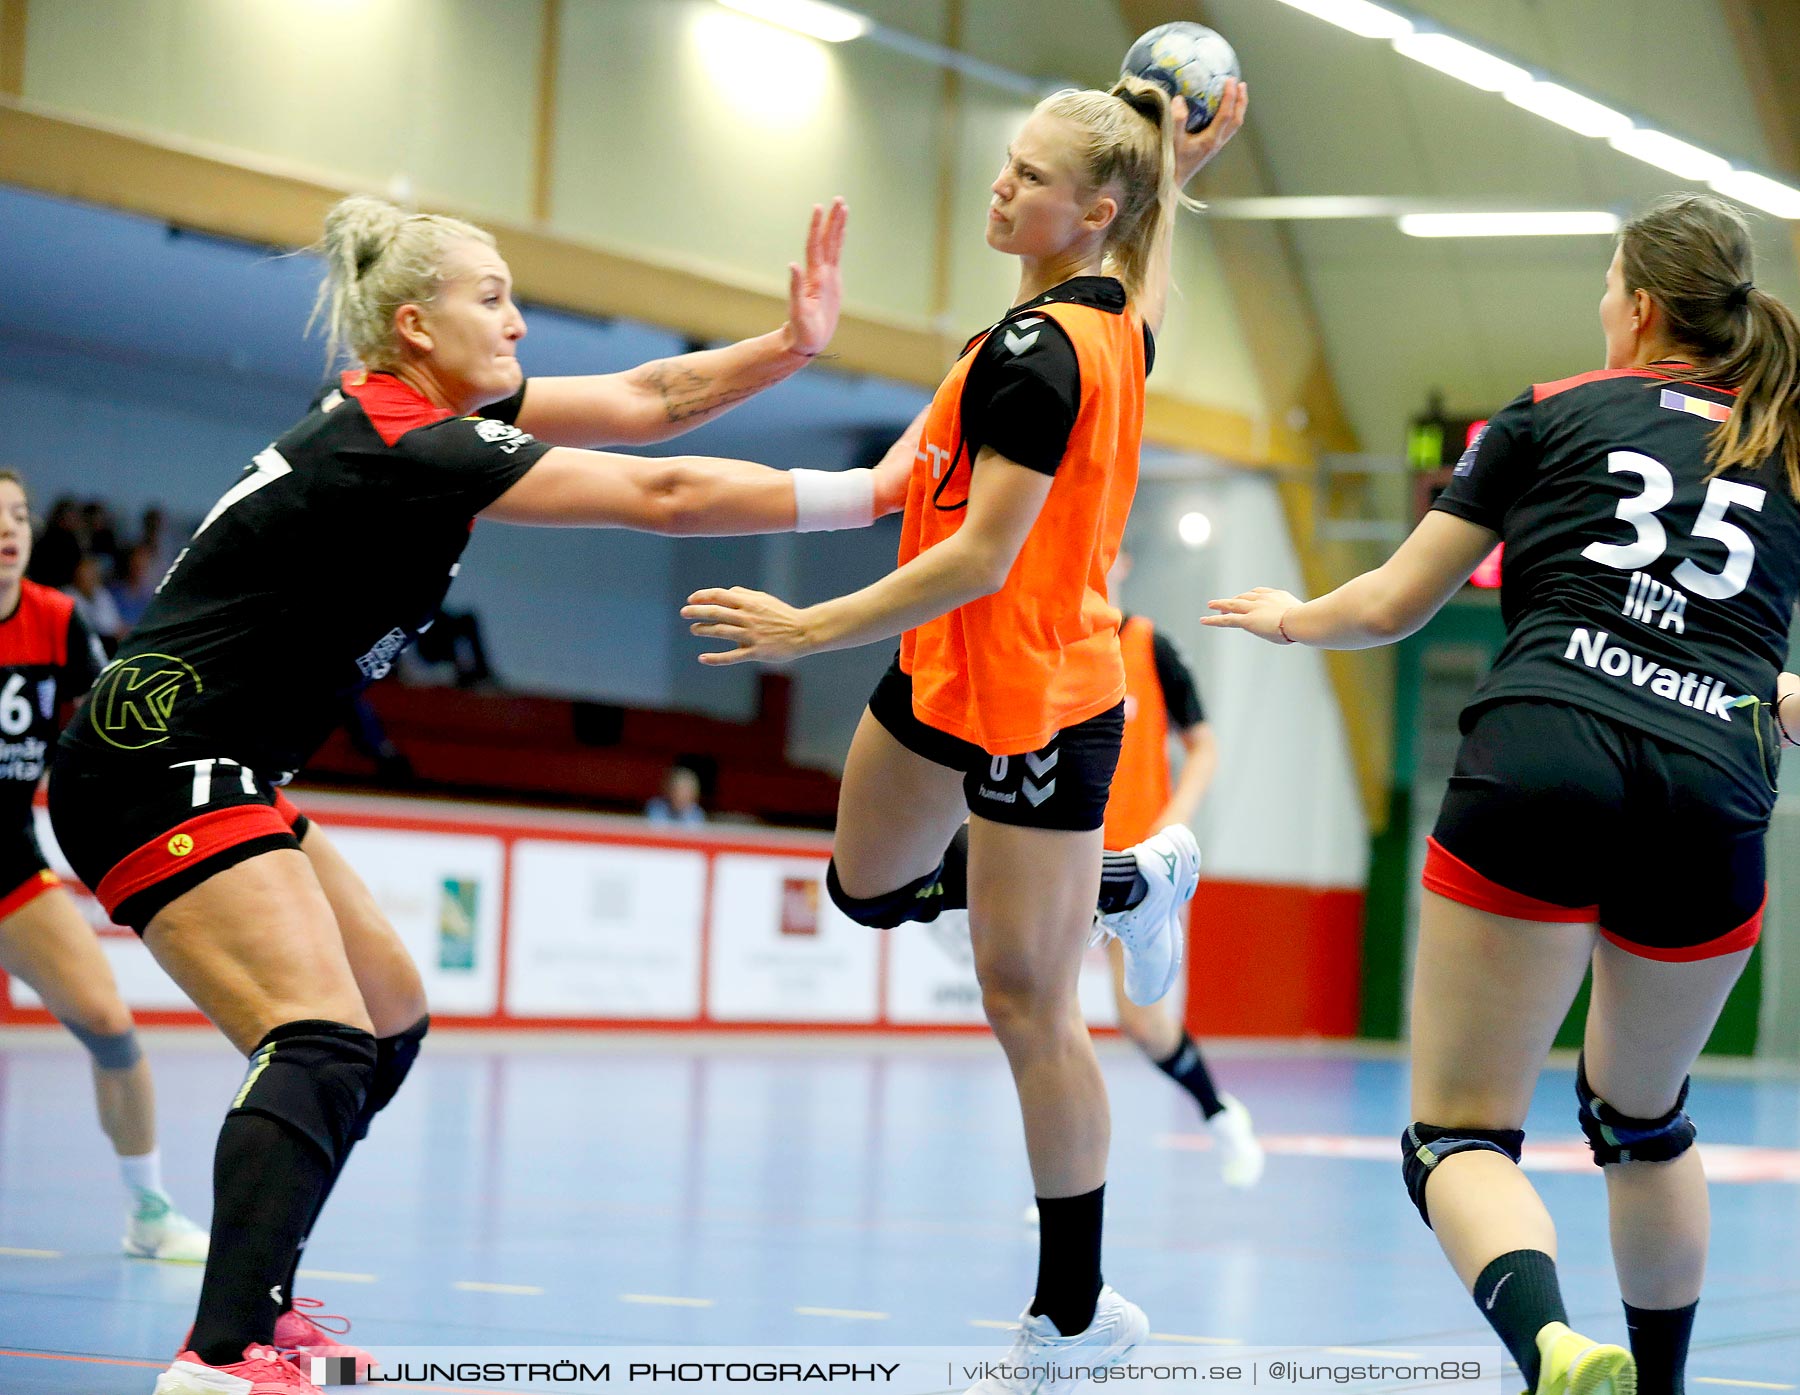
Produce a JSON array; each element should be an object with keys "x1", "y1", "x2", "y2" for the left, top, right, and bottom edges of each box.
[
  {"x1": 60, "y1": 371, "x2": 551, "y2": 784},
  {"x1": 1433, "y1": 364, "x2": 1800, "y2": 802},
  {"x1": 0, "y1": 580, "x2": 105, "y2": 819}
]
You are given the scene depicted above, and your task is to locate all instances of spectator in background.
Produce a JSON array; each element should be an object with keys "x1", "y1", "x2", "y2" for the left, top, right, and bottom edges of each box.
[
  {"x1": 136, "y1": 505, "x2": 179, "y2": 580},
  {"x1": 646, "y1": 765, "x2": 707, "y2": 826},
  {"x1": 29, "y1": 496, "x2": 84, "y2": 589},
  {"x1": 81, "y1": 501, "x2": 122, "y2": 577},
  {"x1": 111, "y1": 543, "x2": 160, "y2": 630},
  {"x1": 63, "y1": 554, "x2": 125, "y2": 652}
]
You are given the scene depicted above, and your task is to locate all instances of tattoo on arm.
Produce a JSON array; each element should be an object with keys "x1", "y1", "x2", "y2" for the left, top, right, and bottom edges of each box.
[{"x1": 645, "y1": 360, "x2": 782, "y2": 425}]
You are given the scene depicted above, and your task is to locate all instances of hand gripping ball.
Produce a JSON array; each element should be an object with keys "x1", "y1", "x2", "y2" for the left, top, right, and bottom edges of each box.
[{"x1": 1121, "y1": 21, "x2": 1240, "y2": 132}]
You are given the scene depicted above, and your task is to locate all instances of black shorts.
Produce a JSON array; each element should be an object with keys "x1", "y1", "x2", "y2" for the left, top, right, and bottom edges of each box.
[
  {"x1": 1427, "y1": 699, "x2": 1767, "y2": 960},
  {"x1": 47, "y1": 744, "x2": 311, "y2": 933},
  {"x1": 0, "y1": 818, "x2": 60, "y2": 921},
  {"x1": 867, "y1": 657, "x2": 1123, "y2": 832}
]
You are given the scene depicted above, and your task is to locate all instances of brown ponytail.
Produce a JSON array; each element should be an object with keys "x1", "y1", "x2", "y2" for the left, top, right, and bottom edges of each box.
[{"x1": 1619, "y1": 194, "x2": 1800, "y2": 495}]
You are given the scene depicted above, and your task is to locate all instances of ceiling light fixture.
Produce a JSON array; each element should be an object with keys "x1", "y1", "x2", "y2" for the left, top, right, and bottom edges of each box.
[
  {"x1": 1503, "y1": 81, "x2": 1633, "y2": 139},
  {"x1": 1268, "y1": 0, "x2": 1413, "y2": 41},
  {"x1": 1399, "y1": 211, "x2": 1622, "y2": 238},
  {"x1": 1391, "y1": 32, "x2": 1531, "y2": 92},
  {"x1": 717, "y1": 0, "x2": 870, "y2": 43},
  {"x1": 1709, "y1": 170, "x2": 1800, "y2": 219},
  {"x1": 1606, "y1": 129, "x2": 1734, "y2": 182}
]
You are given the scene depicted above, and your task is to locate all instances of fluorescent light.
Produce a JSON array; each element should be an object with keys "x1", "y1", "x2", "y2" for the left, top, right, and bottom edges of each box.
[
  {"x1": 1392, "y1": 32, "x2": 1531, "y2": 92},
  {"x1": 1609, "y1": 128, "x2": 1731, "y2": 181},
  {"x1": 718, "y1": 0, "x2": 869, "y2": 43},
  {"x1": 1711, "y1": 170, "x2": 1800, "y2": 219},
  {"x1": 1400, "y1": 211, "x2": 1623, "y2": 237},
  {"x1": 1269, "y1": 0, "x2": 1413, "y2": 40},
  {"x1": 1504, "y1": 82, "x2": 1633, "y2": 139}
]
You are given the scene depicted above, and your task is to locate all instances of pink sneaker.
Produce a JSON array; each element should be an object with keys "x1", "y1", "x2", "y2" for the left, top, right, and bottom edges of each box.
[
  {"x1": 154, "y1": 1344, "x2": 321, "y2": 1393},
  {"x1": 273, "y1": 1298, "x2": 377, "y2": 1380}
]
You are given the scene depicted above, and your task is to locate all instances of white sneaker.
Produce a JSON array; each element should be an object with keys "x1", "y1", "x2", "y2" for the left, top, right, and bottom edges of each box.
[
  {"x1": 966, "y1": 1286, "x2": 1150, "y2": 1393},
  {"x1": 1097, "y1": 825, "x2": 1198, "y2": 1005},
  {"x1": 1209, "y1": 1095, "x2": 1265, "y2": 1189},
  {"x1": 123, "y1": 1193, "x2": 210, "y2": 1262}
]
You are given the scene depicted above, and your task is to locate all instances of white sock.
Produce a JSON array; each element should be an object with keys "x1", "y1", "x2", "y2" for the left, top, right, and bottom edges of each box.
[{"x1": 119, "y1": 1149, "x2": 164, "y2": 1199}]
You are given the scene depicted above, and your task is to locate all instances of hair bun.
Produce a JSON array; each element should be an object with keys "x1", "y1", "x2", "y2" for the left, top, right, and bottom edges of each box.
[{"x1": 1110, "y1": 78, "x2": 1166, "y2": 126}]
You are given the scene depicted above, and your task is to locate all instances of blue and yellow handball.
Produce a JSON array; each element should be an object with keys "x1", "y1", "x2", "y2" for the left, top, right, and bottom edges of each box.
[{"x1": 1121, "y1": 21, "x2": 1240, "y2": 132}]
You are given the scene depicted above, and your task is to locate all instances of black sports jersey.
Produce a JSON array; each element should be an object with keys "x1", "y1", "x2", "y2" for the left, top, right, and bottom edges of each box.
[
  {"x1": 61, "y1": 371, "x2": 551, "y2": 783},
  {"x1": 959, "y1": 277, "x2": 1156, "y2": 475},
  {"x1": 1433, "y1": 364, "x2": 1800, "y2": 800},
  {"x1": 0, "y1": 580, "x2": 105, "y2": 820}
]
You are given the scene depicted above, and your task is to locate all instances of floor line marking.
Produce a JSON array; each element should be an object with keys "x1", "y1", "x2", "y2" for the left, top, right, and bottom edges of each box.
[
  {"x1": 298, "y1": 1268, "x2": 377, "y2": 1283},
  {"x1": 621, "y1": 1293, "x2": 714, "y2": 1308},
  {"x1": 1149, "y1": 1332, "x2": 1242, "y2": 1346},
  {"x1": 1325, "y1": 1346, "x2": 1426, "y2": 1358},
  {"x1": 795, "y1": 1306, "x2": 890, "y2": 1320},
  {"x1": 0, "y1": 1247, "x2": 59, "y2": 1259},
  {"x1": 1696, "y1": 1381, "x2": 1796, "y2": 1391},
  {"x1": 970, "y1": 1319, "x2": 1020, "y2": 1332},
  {"x1": 0, "y1": 1349, "x2": 162, "y2": 1369},
  {"x1": 453, "y1": 1281, "x2": 544, "y2": 1295}
]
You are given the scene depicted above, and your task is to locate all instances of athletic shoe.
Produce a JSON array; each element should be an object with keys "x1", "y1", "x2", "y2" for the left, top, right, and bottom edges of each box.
[
  {"x1": 1533, "y1": 1322, "x2": 1636, "y2": 1395},
  {"x1": 1097, "y1": 825, "x2": 1199, "y2": 1005},
  {"x1": 1209, "y1": 1095, "x2": 1265, "y2": 1189},
  {"x1": 123, "y1": 1193, "x2": 210, "y2": 1262},
  {"x1": 274, "y1": 1298, "x2": 376, "y2": 1381},
  {"x1": 154, "y1": 1344, "x2": 322, "y2": 1394},
  {"x1": 965, "y1": 1284, "x2": 1149, "y2": 1393}
]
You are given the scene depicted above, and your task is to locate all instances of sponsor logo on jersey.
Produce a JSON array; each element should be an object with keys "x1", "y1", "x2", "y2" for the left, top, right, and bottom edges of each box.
[
  {"x1": 91, "y1": 653, "x2": 202, "y2": 750},
  {"x1": 1453, "y1": 424, "x2": 1488, "y2": 476},
  {"x1": 356, "y1": 627, "x2": 411, "y2": 681},
  {"x1": 470, "y1": 418, "x2": 536, "y2": 454},
  {"x1": 167, "y1": 833, "x2": 195, "y2": 857},
  {"x1": 1622, "y1": 572, "x2": 1688, "y2": 633},
  {"x1": 1659, "y1": 388, "x2": 1732, "y2": 424},
  {"x1": 1562, "y1": 627, "x2": 1738, "y2": 721}
]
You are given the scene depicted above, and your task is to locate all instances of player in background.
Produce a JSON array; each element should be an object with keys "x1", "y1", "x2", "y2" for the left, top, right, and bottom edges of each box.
[
  {"x1": 1205, "y1": 193, "x2": 1800, "y2": 1395},
  {"x1": 0, "y1": 470, "x2": 208, "y2": 1261},
  {"x1": 1099, "y1": 546, "x2": 1260, "y2": 1187}
]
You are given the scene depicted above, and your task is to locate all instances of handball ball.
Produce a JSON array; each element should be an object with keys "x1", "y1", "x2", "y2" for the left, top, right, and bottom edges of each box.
[{"x1": 1121, "y1": 21, "x2": 1240, "y2": 132}]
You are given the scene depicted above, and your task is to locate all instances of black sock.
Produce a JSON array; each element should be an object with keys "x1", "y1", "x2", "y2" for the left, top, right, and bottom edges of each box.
[
  {"x1": 1472, "y1": 1250, "x2": 1568, "y2": 1388},
  {"x1": 1624, "y1": 1300, "x2": 1696, "y2": 1395},
  {"x1": 1029, "y1": 1185, "x2": 1104, "y2": 1337},
  {"x1": 276, "y1": 1138, "x2": 361, "y2": 1319},
  {"x1": 1153, "y1": 1032, "x2": 1223, "y2": 1118},
  {"x1": 938, "y1": 825, "x2": 969, "y2": 910},
  {"x1": 1098, "y1": 851, "x2": 1147, "y2": 913},
  {"x1": 190, "y1": 1113, "x2": 332, "y2": 1366}
]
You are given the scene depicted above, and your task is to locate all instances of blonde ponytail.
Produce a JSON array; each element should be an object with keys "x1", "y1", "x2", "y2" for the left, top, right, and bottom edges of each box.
[{"x1": 309, "y1": 195, "x2": 496, "y2": 370}]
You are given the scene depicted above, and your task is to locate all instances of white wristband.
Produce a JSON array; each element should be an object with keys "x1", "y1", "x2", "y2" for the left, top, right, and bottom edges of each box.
[{"x1": 791, "y1": 467, "x2": 877, "y2": 533}]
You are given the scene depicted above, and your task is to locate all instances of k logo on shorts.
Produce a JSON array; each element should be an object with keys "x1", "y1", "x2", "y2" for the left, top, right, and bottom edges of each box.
[{"x1": 91, "y1": 654, "x2": 202, "y2": 750}]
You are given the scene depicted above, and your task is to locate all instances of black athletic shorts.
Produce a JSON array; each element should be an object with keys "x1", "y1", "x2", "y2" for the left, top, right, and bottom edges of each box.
[
  {"x1": 0, "y1": 819, "x2": 60, "y2": 921},
  {"x1": 867, "y1": 656, "x2": 1123, "y2": 832},
  {"x1": 47, "y1": 744, "x2": 311, "y2": 933},
  {"x1": 1427, "y1": 699, "x2": 1767, "y2": 960}
]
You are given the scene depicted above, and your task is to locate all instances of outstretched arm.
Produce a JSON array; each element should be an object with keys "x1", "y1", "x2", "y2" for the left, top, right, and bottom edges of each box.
[
  {"x1": 1204, "y1": 511, "x2": 1499, "y2": 649},
  {"x1": 513, "y1": 200, "x2": 848, "y2": 447},
  {"x1": 1138, "y1": 84, "x2": 1247, "y2": 337},
  {"x1": 481, "y1": 445, "x2": 874, "y2": 537},
  {"x1": 682, "y1": 446, "x2": 1051, "y2": 664}
]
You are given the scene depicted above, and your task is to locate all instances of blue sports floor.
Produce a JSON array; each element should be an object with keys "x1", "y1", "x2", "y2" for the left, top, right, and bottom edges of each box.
[{"x1": 1, "y1": 1030, "x2": 1796, "y2": 1391}]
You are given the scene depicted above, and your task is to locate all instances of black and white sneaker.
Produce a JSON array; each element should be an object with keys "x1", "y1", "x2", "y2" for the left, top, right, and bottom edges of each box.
[{"x1": 1097, "y1": 825, "x2": 1199, "y2": 1005}]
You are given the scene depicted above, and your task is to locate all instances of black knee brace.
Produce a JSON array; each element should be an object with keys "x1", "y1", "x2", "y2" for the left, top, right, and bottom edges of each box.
[
  {"x1": 827, "y1": 859, "x2": 951, "y2": 927},
  {"x1": 230, "y1": 1019, "x2": 376, "y2": 1169},
  {"x1": 65, "y1": 1021, "x2": 143, "y2": 1071},
  {"x1": 1401, "y1": 1122, "x2": 1526, "y2": 1227},
  {"x1": 356, "y1": 1014, "x2": 429, "y2": 1140},
  {"x1": 1576, "y1": 1055, "x2": 1697, "y2": 1166}
]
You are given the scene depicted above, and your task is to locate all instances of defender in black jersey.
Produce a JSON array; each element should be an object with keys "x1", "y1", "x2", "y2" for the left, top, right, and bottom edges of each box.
[
  {"x1": 0, "y1": 471, "x2": 209, "y2": 1262},
  {"x1": 1206, "y1": 194, "x2": 1800, "y2": 1395},
  {"x1": 59, "y1": 193, "x2": 905, "y2": 1395}
]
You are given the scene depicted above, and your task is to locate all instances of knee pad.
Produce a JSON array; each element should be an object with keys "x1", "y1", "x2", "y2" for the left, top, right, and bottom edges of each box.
[
  {"x1": 357, "y1": 1014, "x2": 429, "y2": 1140},
  {"x1": 65, "y1": 1022, "x2": 143, "y2": 1071},
  {"x1": 1402, "y1": 1122, "x2": 1525, "y2": 1227},
  {"x1": 826, "y1": 858, "x2": 951, "y2": 927},
  {"x1": 1576, "y1": 1055, "x2": 1697, "y2": 1166},
  {"x1": 229, "y1": 1019, "x2": 377, "y2": 1169}
]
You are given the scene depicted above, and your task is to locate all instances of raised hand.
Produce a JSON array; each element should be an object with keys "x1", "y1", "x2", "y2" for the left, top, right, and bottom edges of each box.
[
  {"x1": 781, "y1": 198, "x2": 848, "y2": 359},
  {"x1": 1172, "y1": 79, "x2": 1248, "y2": 186},
  {"x1": 683, "y1": 586, "x2": 813, "y2": 666},
  {"x1": 1202, "y1": 585, "x2": 1299, "y2": 645}
]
